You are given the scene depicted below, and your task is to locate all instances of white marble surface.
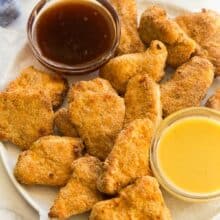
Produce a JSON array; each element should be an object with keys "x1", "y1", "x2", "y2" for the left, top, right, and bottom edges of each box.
[{"x1": 0, "y1": 0, "x2": 220, "y2": 219}]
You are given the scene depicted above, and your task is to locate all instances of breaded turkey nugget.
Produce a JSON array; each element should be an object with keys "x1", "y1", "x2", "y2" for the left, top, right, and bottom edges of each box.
[
  {"x1": 54, "y1": 108, "x2": 78, "y2": 137},
  {"x1": 14, "y1": 136, "x2": 84, "y2": 186},
  {"x1": 91, "y1": 176, "x2": 172, "y2": 220},
  {"x1": 68, "y1": 77, "x2": 116, "y2": 103},
  {"x1": 49, "y1": 156, "x2": 103, "y2": 218},
  {"x1": 124, "y1": 74, "x2": 162, "y2": 127},
  {"x1": 100, "y1": 40, "x2": 167, "y2": 94},
  {"x1": 0, "y1": 91, "x2": 54, "y2": 150},
  {"x1": 97, "y1": 119, "x2": 154, "y2": 195},
  {"x1": 139, "y1": 5, "x2": 196, "y2": 67},
  {"x1": 176, "y1": 9, "x2": 220, "y2": 75},
  {"x1": 6, "y1": 66, "x2": 68, "y2": 108},
  {"x1": 161, "y1": 56, "x2": 214, "y2": 116},
  {"x1": 68, "y1": 79, "x2": 125, "y2": 160},
  {"x1": 206, "y1": 89, "x2": 220, "y2": 110},
  {"x1": 109, "y1": 0, "x2": 145, "y2": 55}
]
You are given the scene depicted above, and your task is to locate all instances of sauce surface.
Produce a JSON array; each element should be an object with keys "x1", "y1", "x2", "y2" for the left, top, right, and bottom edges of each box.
[
  {"x1": 35, "y1": 0, "x2": 115, "y2": 65},
  {"x1": 158, "y1": 117, "x2": 220, "y2": 194}
]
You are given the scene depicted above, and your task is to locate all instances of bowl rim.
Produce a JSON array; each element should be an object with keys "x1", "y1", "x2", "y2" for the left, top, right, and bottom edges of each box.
[{"x1": 150, "y1": 107, "x2": 220, "y2": 202}]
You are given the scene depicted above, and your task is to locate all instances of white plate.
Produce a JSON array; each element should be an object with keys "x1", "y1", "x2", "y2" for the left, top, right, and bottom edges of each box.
[{"x1": 1, "y1": 1, "x2": 220, "y2": 220}]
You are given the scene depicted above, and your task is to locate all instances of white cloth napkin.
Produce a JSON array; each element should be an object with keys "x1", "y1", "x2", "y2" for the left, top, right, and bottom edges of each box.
[{"x1": 0, "y1": 1, "x2": 220, "y2": 220}]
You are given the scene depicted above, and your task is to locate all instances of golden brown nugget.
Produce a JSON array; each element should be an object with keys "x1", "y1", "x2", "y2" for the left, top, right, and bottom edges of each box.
[
  {"x1": 49, "y1": 156, "x2": 103, "y2": 218},
  {"x1": 176, "y1": 9, "x2": 220, "y2": 75},
  {"x1": 54, "y1": 108, "x2": 78, "y2": 137},
  {"x1": 68, "y1": 79, "x2": 125, "y2": 160},
  {"x1": 68, "y1": 77, "x2": 116, "y2": 103},
  {"x1": 109, "y1": 0, "x2": 145, "y2": 55},
  {"x1": 100, "y1": 40, "x2": 167, "y2": 94},
  {"x1": 6, "y1": 66, "x2": 68, "y2": 108},
  {"x1": 161, "y1": 56, "x2": 214, "y2": 116},
  {"x1": 97, "y1": 119, "x2": 154, "y2": 195},
  {"x1": 14, "y1": 136, "x2": 84, "y2": 186},
  {"x1": 91, "y1": 176, "x2": 172, "y2": 220},
  {"x1": 0, "y1": 91, "x2": 54, "y2": 150},
  {"x1": 206, "y1": 89, "x2": 220, "y2": 110},
  {"x1": 139, "y1": 5, "x2": 196, "y2": 67},
  {"x1": 124, "y1": 74, "x2": 162, "y2": 126}
]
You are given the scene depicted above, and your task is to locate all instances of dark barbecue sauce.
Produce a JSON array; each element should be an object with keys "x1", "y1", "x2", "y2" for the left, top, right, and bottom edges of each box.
[{"x1": 35, "y1": 1, "x2": 115, "y2": 66}]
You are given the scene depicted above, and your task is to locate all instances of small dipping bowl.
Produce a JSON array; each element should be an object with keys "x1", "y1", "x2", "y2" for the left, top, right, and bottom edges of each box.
[
  {"x1": 150, "y1": 107, "x2": 220, "y2": 202},
  {"x1": 27, "y1": 0, "x2": 120, "y2": 74}
]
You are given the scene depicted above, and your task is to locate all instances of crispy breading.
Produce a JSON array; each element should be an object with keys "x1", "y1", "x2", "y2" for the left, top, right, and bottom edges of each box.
[
  {"x1": 161, "y1": 56, "x2": 214, "y2": 116},
  {"x1": 68, "y1": 78, "x2": 125, "y2": 160},
  {"x1": 6, "y1": 66, "x2": 68, "y2": 108},
  {"x1": 54, "y1": 108, "x2": 78, "y2": 137},
  {"x1": 124, "y1": 74, "x2": 162, "y2": 127},
  {"x1": 139, "y1": 5, "x2": 196, "y2": 67},
  {"x1": 14, "y1": 136, "x2": 84, "y2": 186},
  {"x1": 109, "y1": 0, "x2": 145, "y2": 55},
  {"x1": 206, "y1": 89, "x2": 220, "y2": 110},
  {"x1": 0, "y1": 91, "x2": 54, "y2": 150},
  {"x1": 97, "y1": 119, "x2": 154, "y2": 195},
  {"x1": 49, "y1": 156, "x2": 103, "y2": 218},
  {"x1": 100, "y1": 40, "x2": 167, "y2": 94},
  {"x1": 176, "y1": 9, "x2": 220, "y2": 75},
  {"x1": 91, "y1": 176, "x2": 172, "y2": 220},
  {"x1": 68, "y1": 77, "x2": 116, "y2": 103}
]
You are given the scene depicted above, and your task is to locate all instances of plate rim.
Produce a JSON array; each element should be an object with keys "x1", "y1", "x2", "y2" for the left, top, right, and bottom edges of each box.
[{"x1": 0, "y1": 144, "x2": 48, "y2": 218}]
